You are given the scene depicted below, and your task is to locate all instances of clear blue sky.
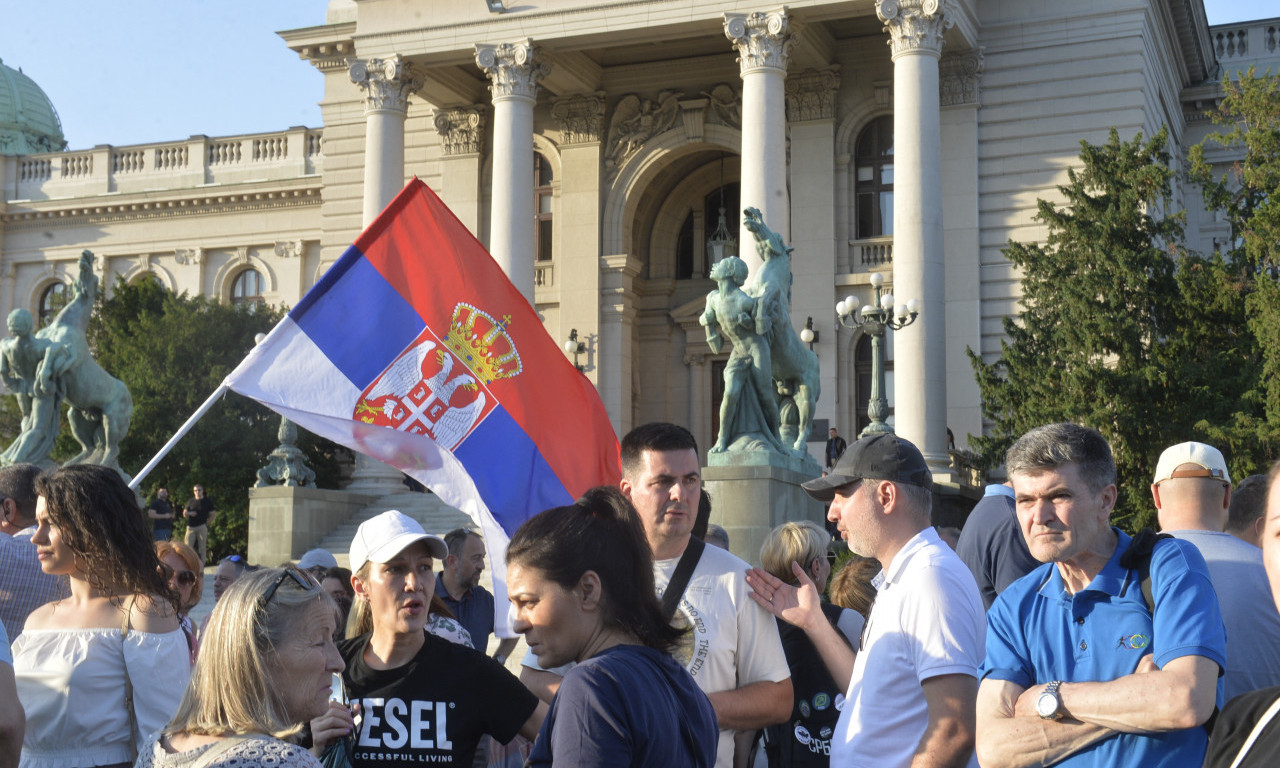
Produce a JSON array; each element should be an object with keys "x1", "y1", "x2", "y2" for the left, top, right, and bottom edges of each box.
[{"x1": 0, "y1": 0, "x2": 1274, "y2": 151}]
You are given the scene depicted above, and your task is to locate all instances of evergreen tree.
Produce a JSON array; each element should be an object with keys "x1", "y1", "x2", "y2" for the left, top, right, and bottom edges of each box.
[{"x1": 968, "y1": 128, "x2": 1185, "y2": 530}]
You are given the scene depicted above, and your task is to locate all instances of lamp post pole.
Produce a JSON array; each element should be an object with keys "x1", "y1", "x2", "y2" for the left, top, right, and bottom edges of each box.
[{"x1": 836, "y1": 272, "x2": 919, "y2": 438}]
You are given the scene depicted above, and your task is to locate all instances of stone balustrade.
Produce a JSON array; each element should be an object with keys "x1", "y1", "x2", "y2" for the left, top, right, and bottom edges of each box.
[
  {"x1": 1211, "y1": 19, "x2": 1279, "y2": 67},
  {"x1": 6, "y1": 127, "x2": 322, "y2": 202},
  {"x1": 841, "y1": 236, "x2": 894, "y2": 274}
]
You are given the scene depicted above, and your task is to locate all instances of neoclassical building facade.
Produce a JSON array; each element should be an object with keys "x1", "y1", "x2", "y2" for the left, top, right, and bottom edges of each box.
[{"x1": 1, "y1": 1, "x2": 1276, "y2": 490}]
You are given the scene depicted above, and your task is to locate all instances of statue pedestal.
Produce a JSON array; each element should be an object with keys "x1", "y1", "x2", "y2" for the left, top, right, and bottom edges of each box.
[
  {"x1": 703, "y1": 451, "x2": 825, "y2": 566},
  {"x1": 248, "y1": 486, "x2": 378, "y2": 566}
]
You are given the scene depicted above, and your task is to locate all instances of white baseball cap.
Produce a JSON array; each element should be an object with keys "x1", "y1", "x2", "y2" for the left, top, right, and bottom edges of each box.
[
  {"x1": 297, "y1": 548, "x2": 338, "y2": 571},
  {"x1": 349, "y1": 510, "x2": 448, "y2": 573},
  {"x1": 1153, "y1": 442, "x2": 1232, "y2": 485}
]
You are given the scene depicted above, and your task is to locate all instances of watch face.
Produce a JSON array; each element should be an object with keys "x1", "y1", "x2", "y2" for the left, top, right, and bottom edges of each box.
[{"x1": 1036, "y1": 691, "x2": 1058, "y2": 718}]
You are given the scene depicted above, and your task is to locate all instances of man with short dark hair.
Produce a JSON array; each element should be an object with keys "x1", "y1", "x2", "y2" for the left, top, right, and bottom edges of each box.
[
  {"x1": 956, "y1": 482, "x2": 1041, "y2": 610},
  {"x1": 750, "y1": 433, "x2": 986, "y2": 767},
  {"x1": 436, "y1": 528, "x2": 517, "y2": 662},
  {"x1": 1151, "y1": 442, "x2": 1280, "y2": 701},
  {"x1": 147, "y1": 487, "x2": 175, "y2": 542},
  {"x1": 0, "y1": 463, "x2": 65, "y2": 638},
  {"x1": 183, "y1": 484, "x2": 216, "y2": 564},
  {"x1": 976, "y1": 424, "x2": 1226, "y2": 768},
  {"x1": 1227, "y1": 473, "x2": 1269, "y2": 547},
  {"x1": 825, "y1": 427, "x2": 847, "y2": 471}
]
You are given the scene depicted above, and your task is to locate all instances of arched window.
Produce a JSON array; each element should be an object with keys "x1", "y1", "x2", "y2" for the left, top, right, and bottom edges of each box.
[
  {"x1": 231, "y1": 268, "x2": 264, "y2": 308},
  {"x1": 854, "y1": 116, "x2": 894, "y2": 239},
  {"x1": 534, "y1": 154, "x2": 554, "y2": 262},
  {"x1": 38, "y1": 282, "x2": 70, "y2": 327}
]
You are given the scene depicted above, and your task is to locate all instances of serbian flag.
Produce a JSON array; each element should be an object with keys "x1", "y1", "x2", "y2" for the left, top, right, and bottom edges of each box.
[{"x1": 223, "y1": 178, "x2": 621, "y2": 635}]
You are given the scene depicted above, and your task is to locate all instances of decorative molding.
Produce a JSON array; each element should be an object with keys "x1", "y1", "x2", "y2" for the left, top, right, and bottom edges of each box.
[
  {"x1": 234, "y1": 247, "x2": 251, "y2": 266},
  {"x1": 682, "y1": 353, "x2": 706, "y2": 367},
  {"x1": 877, "y1": 0, "x2": 953, "y2": 59},
  {"x1": 433, "y1": 107, "x2": 486, "y2": 155},
  {"x1": 939, "y1": 49, "x2": 983, "y2": 106},
  {"x1": 140, "y1": 253, "x2": 152, "y2": 270},
  {"x1": 274, "y1": 240, "x2": 304, "y2": 259},
  {"x1": 474, "y1": 39, "x2": 551, "y2": 102},
  {"x1": 174, "y1": 247, "x2": 205, "y2": 266},
  {"x1": 551, "y1": 93, "x2": 606, "y2": 145},
  {"x1": 702, "y1": 83, "x2": 742, "y2": 129},
  {"x1": 724, "y1": 9, "x2": 794, "y2": 75},
  {"x1": 604, "y1": 91, "x2": 681, "y2": 175},
  {"x1": 786, "y1": 68, "x2": 840, "y2": 122},
  {"x1": 348, "y1": 56, "x2": 424, "y2": 114},
  {"x1": 1, "y1": 187, "x2": 322, "y2": 230}
]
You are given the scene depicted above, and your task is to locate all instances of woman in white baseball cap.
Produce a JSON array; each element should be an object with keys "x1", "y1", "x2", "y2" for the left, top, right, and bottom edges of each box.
[{"x1": 310, "y1": 510, "x2": 545, "y2": 767}]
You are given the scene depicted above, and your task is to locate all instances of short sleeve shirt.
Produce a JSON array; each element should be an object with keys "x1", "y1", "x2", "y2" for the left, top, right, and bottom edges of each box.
[{"x1": 982, "y1": 528, "x2": 1227, "y2": 767}]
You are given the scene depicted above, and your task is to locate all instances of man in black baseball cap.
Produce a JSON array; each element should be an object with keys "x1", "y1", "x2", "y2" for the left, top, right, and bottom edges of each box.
[{"x1": 747, "y1": 432, "x2": 985, "y2": 768}]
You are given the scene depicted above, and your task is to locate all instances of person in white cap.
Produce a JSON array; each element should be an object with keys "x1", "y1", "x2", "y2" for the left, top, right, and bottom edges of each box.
[
  {"x1": 296, "y1": 547, "x2": 339, "y2": 578},
  {"x1": 1153, "y1": 441, "x2": 1280, "y2": 701},
  {"x1": 310, "y1": 510, "x2": 544, "y2": 767}
]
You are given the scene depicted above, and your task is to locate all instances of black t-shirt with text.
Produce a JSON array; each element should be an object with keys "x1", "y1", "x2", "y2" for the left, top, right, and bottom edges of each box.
[{"x1": 339, "y1": 632, "x2": 537, "y2": 766}]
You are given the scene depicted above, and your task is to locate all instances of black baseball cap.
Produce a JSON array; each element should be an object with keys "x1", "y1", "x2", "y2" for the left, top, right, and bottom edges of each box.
[{"x1": 801, "y1": 433, "x2": 933, "y2": 502}]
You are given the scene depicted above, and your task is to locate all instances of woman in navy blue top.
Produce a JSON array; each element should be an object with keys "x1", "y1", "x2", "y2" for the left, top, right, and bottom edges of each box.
[{"x1": 507, "y1": 486, "x2": 718, "y2": 767}]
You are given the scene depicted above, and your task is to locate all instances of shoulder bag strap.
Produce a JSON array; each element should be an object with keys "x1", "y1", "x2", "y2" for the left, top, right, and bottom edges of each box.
[
  {"x1": 1229, "y1": 696, "x2": 1280, "y2": 768},
  {"x1": 662, "y1": 537, "x2": 706, "y2": 621},
  {"x1": 186, "y1": 734, "x2": 255, "y2": 768}
]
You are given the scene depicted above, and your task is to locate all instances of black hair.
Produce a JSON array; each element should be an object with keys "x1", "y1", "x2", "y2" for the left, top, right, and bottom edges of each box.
[
  {"x1": 0, "y1": 463, "x2": 42, "y2": 525},
  {"x1": 507, "y1": 485, "x2": 684, "y2": 653},
  {"x1": 443, "y1": 527, "x2": 481, "y2": 559},
  {"x1": 620, "y1": 422, "x2": 698, "y2": 479}
]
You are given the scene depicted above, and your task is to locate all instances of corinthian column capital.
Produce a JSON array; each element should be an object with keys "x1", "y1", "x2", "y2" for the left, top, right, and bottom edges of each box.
[
  {"x1": 877, "y1": 0, "x2": 953, "y2": 59},
  {"x1": 724, "y1": 9, "x2": 794, "y2": 76},
  {"x1": 475, "y1": 39, "x2": 551, "y2": 103},
  {"x1": 433, "y1": 106, "x2": 487, "y2": 156},
  {"x1": 348, "y1": 56, "x2": 423, "y2": 114}
]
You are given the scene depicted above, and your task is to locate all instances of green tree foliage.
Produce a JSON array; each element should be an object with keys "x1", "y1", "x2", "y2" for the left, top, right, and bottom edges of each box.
[
  {"x1": 1189, "y1": 67, "x2": 1280, "y2": 469},
  {"x1": 82, "y1": 278, "x2": 344, "y2": 561},
  {"x1": 968, "y1": 128, "x2": 1189, "y2": 531}
]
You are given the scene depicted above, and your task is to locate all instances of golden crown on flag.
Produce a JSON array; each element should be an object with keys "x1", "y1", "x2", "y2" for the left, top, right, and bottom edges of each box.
[{"x1": 445, "y1": 302, "x2": 522, "y2": 384}]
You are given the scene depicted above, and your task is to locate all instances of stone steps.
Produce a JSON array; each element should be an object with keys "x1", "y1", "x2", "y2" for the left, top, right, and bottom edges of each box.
[{"x1": 315, "y1": 491, "x2": 475, "y2": 568}]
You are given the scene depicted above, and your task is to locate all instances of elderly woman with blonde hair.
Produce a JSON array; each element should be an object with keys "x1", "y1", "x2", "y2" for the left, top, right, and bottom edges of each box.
[
  {"x1": 136, "y1": 566, "x2": 344, "y2": 767},
  {"x1": 756, "y1": 521, "x2": 863, "y2": 767}
]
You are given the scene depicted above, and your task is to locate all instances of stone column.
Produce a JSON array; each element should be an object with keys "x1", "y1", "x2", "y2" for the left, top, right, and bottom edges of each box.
[
  {"x1": 433, "y1": 106, "x2": 487, "y2": 236},
  {"x1": 724, "y1": 9, "x2": 793, "y2": 277},
  {"x1": 349, "y1": 56, "x2": 422, "y2": 225},
  {"x1": 475, "y1": 40, "x2": 550, "y2": 305},
  {"x1": 348, "y1": 55, "x2": 422, "y2": 494},
  {"x1": 878, "y1": 0, "x2": 951, "y2": 470}
]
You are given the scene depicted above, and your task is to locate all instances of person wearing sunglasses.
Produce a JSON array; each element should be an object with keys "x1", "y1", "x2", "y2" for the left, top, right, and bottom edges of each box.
[
  {"x1": 311, "y1": 510, "x2": 545, "y2": 767},
  {"x1": 137, "y1": 566, "x2": 343, "y2": 767},
  {"x1": 755, "y1": 521, "x2": 862, "y2": 767},
  {"x1": 12, "y1": 464, "x2": 189, "y2": 767},
  {"x1": 156, "y1": 540, "x2": 204, "y2": 665}
]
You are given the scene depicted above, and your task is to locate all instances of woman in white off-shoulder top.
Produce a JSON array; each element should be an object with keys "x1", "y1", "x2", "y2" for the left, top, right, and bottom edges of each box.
[{"x1": 12, "y1": 465, "x2": 190, "y2": 768}]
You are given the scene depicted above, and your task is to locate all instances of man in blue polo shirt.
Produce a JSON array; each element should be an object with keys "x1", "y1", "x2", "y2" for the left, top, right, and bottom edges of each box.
[
  {"x1": 975, "y1": 423, "x2": 1226, "y2": 768},
  {"x1": 436, "y1": 528, "x2": 517, "y2": 662}
]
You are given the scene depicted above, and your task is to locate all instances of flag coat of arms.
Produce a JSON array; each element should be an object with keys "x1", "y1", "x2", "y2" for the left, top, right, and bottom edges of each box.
[{"x1": 224, "y1": 178, "x2": 621, "y2": 632}]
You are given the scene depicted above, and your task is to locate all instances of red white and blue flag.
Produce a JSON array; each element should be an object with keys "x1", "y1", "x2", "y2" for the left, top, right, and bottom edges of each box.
[{"x1": 224, "y1": 178, "x2": 621, "y2": 634}]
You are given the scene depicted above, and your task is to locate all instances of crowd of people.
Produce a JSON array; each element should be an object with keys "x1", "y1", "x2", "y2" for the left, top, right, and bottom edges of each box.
[{"x1": 1, "y1": 419, "x2": 1279, "y2": 768}]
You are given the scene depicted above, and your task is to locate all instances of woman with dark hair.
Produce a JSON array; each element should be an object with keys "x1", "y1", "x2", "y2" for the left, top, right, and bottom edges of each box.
[
  {"x1": 507, "y1": 485, "x2": 718, "y2": 767},
  {"x1": 12, "y1": 464, "x2": 189, "y2": 767}
]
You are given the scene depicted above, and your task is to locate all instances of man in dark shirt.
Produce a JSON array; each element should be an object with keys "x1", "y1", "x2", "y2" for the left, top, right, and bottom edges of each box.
[
  {"x1": 183, "y1": 484, "x2": 216, "y2": 564},
  {"x1": 825, "y1": 427, "x2": 847, "y2": 471},
  {"x1": 147, "y1": 488, "x2": 175, "y2": 542},
  {"x1": 955, "y1": 482, "x2": 1040, "y2": 610},
  {"x1": 435, "y1": 528, "x2": 517, "y2": 662}
]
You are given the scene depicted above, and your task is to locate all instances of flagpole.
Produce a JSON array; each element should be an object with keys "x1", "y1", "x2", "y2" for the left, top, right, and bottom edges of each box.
[{"x1": 128, "y1": 383, "x2": 229, "y2": 490}]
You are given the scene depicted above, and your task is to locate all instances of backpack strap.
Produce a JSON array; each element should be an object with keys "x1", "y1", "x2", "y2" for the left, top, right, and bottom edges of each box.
[{"x1": 662, "y1": 538, "x2": 706, "y2": 621}]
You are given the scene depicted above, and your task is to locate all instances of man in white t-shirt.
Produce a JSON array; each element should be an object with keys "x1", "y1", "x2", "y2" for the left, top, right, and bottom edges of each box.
[
  {"x1": 747, "y1": 433, "x2": 986, "y2": 768},
  {"x1": 521, "y1": 423, "x2": 791, "y2": 768}
]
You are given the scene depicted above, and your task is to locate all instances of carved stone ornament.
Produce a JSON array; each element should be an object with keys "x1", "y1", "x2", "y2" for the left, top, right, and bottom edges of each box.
[
  {"x1": 786, "y1": 69, "x2": 840, "y2": 122},
  {"x1": 877, "y1": 0, "x2": 953, "y2": 59},
  {"x1": 724, "y1": 10, "x2": 794, "y2": 75},
  {"x1": 702, "y1": 83, "x2": 742, "y2": 129},
  {"x1": 604, "y1": 91, "x2": 681, "y2": 174},
  {"x1": 474, "y1": 39, "x2": 551, "y2": 102},
  {"x1": 348, "y1": 56, "x2": 424, "y2": 114},
  {"x1": 174, "y1": 247, "x2": 205, "y2": 266},
  {"x1": 433, "y1": 107, "x2": 486, "y2": 155},
  {"x1": 274, "y1": 240, "x2": 304, "y2": 259},
  {"x1": 552, "y1": 93, "x2": 606, "y2": 145},
  {"x1": 939, "y1": 49, "x2": 983, "y2": 106}
]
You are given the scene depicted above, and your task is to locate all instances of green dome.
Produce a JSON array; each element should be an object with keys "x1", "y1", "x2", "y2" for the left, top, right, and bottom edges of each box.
[{"x1": 0, "y1": 58, "x2": 67, "y2": 155}]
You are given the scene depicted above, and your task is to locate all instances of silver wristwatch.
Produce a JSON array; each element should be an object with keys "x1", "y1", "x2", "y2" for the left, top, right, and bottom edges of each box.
[{"x1": 1036, "y1": 680, "x2": 1064, "y2": 720}]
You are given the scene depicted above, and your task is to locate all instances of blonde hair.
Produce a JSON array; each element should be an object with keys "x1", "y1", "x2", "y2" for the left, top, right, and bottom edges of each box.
[
  {"x1": 829, "y1": 557, "x2": 880, "y2": 619},
  {"x1": 155, "y1": 540, "x2": 204, "y2": 613},
  {"x1": 346, "y1": 562, "x2": 373, "y2": 639},
  {"x1": 165, "y1": 567, "x2": 332, "y2": 739},
  {"x1": 760, "y1": 521, "x2": 829, "y2": 585}
]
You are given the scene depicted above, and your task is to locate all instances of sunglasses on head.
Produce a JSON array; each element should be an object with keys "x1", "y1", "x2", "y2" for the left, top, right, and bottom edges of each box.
[
  {"x1": 826, "y1": 551, "x2": 837, "y2": 566},
  {"x1": 259, "y1": 565, "x2": 320, "y2": 609},
  {"x1": 222, "y1": 554, "x2": 246, "y2": 564},
  {"x1": 173, "y1": 570, "x2": 197, "y2": 586}
]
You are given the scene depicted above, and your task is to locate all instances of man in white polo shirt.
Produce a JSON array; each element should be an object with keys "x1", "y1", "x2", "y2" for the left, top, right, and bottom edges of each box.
[{"x1": 747, "y1": 433, "x2": 986, "y2": 768}]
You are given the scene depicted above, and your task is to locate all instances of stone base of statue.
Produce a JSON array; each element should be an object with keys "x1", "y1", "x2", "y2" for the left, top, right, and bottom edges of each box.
[
  {"x1": 703, "y1": 449, "x2": 825, "y2": 565},
  {"x1": 248, "y1": 485, "x2": 379, "y2": 567}
]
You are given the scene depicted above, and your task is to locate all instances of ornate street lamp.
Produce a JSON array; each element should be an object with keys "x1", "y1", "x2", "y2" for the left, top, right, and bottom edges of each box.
[
  {"x1": 836, "y1": 272, "x2": 919, "y2": 438},
  {"x1": 706, "y1": 156, "x2": 737, "y2": 264}
]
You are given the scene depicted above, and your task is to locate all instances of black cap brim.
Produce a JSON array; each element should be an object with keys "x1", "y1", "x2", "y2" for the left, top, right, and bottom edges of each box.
[{"x1": 801, "y1": 472, "x2": 860, "y2": 503}]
